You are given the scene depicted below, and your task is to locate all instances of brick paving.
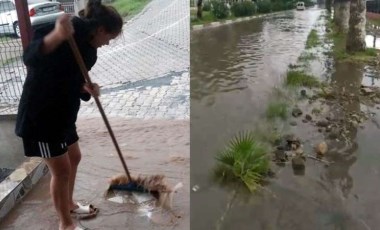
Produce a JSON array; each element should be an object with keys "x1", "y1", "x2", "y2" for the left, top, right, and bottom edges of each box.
[{"x1": 0, "y1": 0, "x2": 190, "y2": 120}]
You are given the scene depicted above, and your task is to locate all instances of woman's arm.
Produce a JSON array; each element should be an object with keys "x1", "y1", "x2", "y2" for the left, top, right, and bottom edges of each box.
[
  {"x1": 41, "y1": 14, "x2": 74, "y2": 54},
  {"x1": 23, "y1": 14, "x2": 74, "y2": 67}
]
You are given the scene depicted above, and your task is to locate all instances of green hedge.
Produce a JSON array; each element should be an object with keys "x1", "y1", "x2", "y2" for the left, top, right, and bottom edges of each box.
[
  {"x1": 257, "y1": 0, "x2": 272, "y2": 13},
  {"x1": 211, "y1": 1, "x2": 229, "y2": 19},
  {"x1": 231, "y1": 1, "x2": 257, "y2": 17},
  {"x1": 203, "y1": 1, "x2": 211, "y2": 11}
]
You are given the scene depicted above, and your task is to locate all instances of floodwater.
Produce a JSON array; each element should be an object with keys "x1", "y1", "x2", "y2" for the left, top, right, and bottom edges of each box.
[{"x1": 191, "y1": 7, "x2": 380, "y2": 230}]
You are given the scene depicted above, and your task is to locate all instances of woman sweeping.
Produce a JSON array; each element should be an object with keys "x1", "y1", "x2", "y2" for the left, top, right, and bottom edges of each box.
[{"x1": 15, "y1": 0, "x2": 123, "y2": 229}]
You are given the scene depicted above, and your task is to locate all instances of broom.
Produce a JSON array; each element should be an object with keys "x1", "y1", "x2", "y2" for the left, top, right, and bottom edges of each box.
[{"x1": 67, "y1": 36, "x2": 163, "y2": 198}]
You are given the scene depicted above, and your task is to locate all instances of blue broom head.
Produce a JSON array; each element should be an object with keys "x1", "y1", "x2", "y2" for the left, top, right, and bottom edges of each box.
[{"x1": 109, "y1": 182, "x2": 149, "y2": 193}]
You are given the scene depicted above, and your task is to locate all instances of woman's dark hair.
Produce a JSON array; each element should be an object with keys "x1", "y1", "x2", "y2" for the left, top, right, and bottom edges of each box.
[{"x1": 79, "y1": 0, "x2": 123, "y2": 36}]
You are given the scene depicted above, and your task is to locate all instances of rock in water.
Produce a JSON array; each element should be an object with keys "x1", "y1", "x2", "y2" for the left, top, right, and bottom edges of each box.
[
  {"x1": 275, "y1": 149, "x2": 287, "y2": 162},
  {"x1": 316, "y1": 141, "x2": 328, "y2": 155},
  {"x1": 292, "y1": 108, "x2": 303, "y2": 117},
  {"x1": 361, "y1": 87, "x2": 374, "y2": 96},
  {"x1": 305, "y1": 114, "x2": 312, "y2": 121},
  {"x1": 316, "y1": 120, "x2": 329, "y2": 128},
  {"x1": 295, "y1": 147, "x2": 304, "y2": 156},
  {"x1": 292, "y1": 156, "x2": 305, "y2": 171}
]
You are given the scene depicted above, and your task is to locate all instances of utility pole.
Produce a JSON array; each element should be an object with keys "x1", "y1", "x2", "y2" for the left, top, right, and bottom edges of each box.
[{"x1": 15, "y1": 0, "x2": 32, "y2": 50}]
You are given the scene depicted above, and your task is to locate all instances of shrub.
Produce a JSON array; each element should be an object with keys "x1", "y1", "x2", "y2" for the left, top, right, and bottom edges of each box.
[
  {"x1": 256, "y1": 0, "x2": 272, "y2": 13},
  {"x1": 214, "y1": 132, "x2": 270, "y2": 192},
  {"x1": 304, "y1": 0, "x2": 315, "y2": 7},
  {"x1": 231, "y1": 1, "x2": 257, "y2": 17},
  {"x1": 211, "y1": 1, "x2": 229, "y2": 19},
  {"x1": 271, "y1": 1, "x2": 286, "y2": 11},
  {"x1": 203, "y1": 1, "x2": 211, "y2": 11}
]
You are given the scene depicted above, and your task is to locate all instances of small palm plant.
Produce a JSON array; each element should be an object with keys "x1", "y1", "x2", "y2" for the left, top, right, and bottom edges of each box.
[{"x1": 214, "y1": 132, "x2": 270, "y2": 192}]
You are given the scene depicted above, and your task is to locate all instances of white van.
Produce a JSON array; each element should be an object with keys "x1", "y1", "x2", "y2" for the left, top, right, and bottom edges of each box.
[{"x1": 296, "y1": 1, "x2": 305, "y2": 10}]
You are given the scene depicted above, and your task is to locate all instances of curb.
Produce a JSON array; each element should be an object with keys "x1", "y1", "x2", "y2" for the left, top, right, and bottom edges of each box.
[
  {"x1": 0, "y1": 114, "x2": 48, "y2": 222},
  {"x1": 0, "y1": 158, "x2": 47, "y2": 222},
  {"x1": 191, "y1": 10, "x2": 293, "y2": 31}
]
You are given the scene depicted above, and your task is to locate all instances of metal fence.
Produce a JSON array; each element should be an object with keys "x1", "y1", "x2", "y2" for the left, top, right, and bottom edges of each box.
[
  {"x1": 61, "y1": 2, "x2": 75, "y2": 14},
  {"x1": 0, "y1": 1, "x2": 26, "y2": 105},
  {"x1": 0, "y1": 1, "x2": 75, "y2": 107}
]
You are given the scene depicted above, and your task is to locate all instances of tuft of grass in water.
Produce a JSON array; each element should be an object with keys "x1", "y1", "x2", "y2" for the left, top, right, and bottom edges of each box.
[
  {"x1": 286, "y1": 70, "x2": 320, "y2": 87},
  {"x1": 266, "y1": 101, "x2": 288, "y2": 120},
  {"x1": 298, "y1": 52, "x2": 317, "y2": 62},
  {"x1": 214, "y1": 132, "x2": 270, "y2": 192},
  {"x1": 312, "y1": 107, "x2": 321, "y2": 115},
  {"x1": 306, "y1": 29, "x2": 320, "y2": 49},
  {"x1": 109, "y1": 0, "x2": 151, "y2": 17},
  {"x1": 288, "y1": 64, "x2": 299, "y2": 69},
  {"x1": 254, "y1": 122, "x2": 283, "y2": 146}
]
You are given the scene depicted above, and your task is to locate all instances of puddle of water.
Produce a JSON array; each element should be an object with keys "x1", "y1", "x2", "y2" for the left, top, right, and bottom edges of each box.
[
  {"x1": 105, "y1": 190, "x2": 180, "y2": 226},
  {"x1": 191, "y1": 8, "x2": 324, "y2": 229}
]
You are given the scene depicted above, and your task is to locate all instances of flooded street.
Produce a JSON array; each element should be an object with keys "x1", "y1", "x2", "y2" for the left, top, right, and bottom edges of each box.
[{"x1": 191, "y1": 7, "x2": 380, "y2": 230}]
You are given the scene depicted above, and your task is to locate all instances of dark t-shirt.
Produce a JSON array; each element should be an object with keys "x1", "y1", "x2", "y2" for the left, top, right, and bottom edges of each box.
[{"x1": 15, "y1": 17, "x2": 98, "y2": 142}]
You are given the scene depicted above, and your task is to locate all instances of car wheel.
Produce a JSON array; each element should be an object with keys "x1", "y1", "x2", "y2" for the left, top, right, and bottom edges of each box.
[{"x1": 13, "y1": 22, "x2": 21, "y2": 38}]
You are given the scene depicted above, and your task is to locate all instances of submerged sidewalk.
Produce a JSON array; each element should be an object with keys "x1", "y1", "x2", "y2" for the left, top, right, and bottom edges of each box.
[{"x1": 0, "y1": 117, "x2": 189, "y2": 229}]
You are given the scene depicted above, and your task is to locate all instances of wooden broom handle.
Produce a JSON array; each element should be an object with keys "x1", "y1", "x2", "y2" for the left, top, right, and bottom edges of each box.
[{"x1": 67, "y1": 36, "x2": 133, "y2": 182}]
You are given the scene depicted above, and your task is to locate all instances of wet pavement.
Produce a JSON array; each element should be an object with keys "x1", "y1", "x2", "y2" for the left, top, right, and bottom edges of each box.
[
  {"x1": 191, "y1": 7, "x2": 380, "y2": 230},
  {"x1": 0, "y1": 118, "x2": 190, "y2": 230},
  {"x1": 79, "y1": 0, "x2": 189, "y2": 119}
]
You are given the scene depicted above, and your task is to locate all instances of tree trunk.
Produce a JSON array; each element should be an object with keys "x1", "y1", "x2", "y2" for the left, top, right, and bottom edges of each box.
[
  {"x1": 334, "y1": 0, "x2": 341, "y2": 24},
  {"x1": 346, "y1": 0, "x2": 366, "y2": 52},
  {"x1": 197, "y1": 0, "x2": 203, "y2": 19},
  {"x1": 334, "y1": 0, "x2": 350, "y2": 33},
  {"x1": 326, "y1": 0, "x2": 332, "y2": 12}
]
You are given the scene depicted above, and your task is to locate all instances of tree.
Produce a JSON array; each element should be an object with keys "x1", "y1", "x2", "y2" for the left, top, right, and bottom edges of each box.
[
  {"x1": 326, "y1": 0, "x2": 332, "y2": 13},
  {"x1": 346, "y1": 0, "x2": 366, "y2": 52},
  {"x1": 334, "y1": 0, "x2": 350, "y2": 33},
  {"x1": 197, "y1": 0, "x2": 203, "y2": 19}
]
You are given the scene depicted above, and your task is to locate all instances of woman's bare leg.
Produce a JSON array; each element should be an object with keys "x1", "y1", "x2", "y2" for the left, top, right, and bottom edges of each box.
[
  {"x1": 67, "y1": 141, "x2": 81, "y2": 210},
  {"x1": 44, "y1": 153, "x2": 75, "y2": 230}
]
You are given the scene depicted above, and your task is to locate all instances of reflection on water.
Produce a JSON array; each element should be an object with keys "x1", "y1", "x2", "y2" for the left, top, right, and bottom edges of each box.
[
  {"x1": 366, "y1": 35, "x2": 380, "y2": 49},
  {"x1": 322, "y1": 62, "x2": 362, "y2": 199}
]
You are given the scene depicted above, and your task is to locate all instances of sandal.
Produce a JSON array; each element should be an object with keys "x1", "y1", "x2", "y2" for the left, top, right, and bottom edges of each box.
[{"x1": 70, "y1": 202, "x2": 99, "y2": 220}]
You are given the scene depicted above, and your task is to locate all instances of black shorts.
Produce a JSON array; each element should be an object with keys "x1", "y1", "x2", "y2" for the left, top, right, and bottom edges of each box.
[{"x1": 22, "y1": 125, "x2": 79, "y2": 158}]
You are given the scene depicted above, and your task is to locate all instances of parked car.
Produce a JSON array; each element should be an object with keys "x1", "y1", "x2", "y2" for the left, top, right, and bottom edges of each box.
[
  {"x1": 0, "y1": 0, "x2": 64, "y2": 38},
  {"x1": 296, "y1": 1, "x2": 305, "y2": 10}
]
